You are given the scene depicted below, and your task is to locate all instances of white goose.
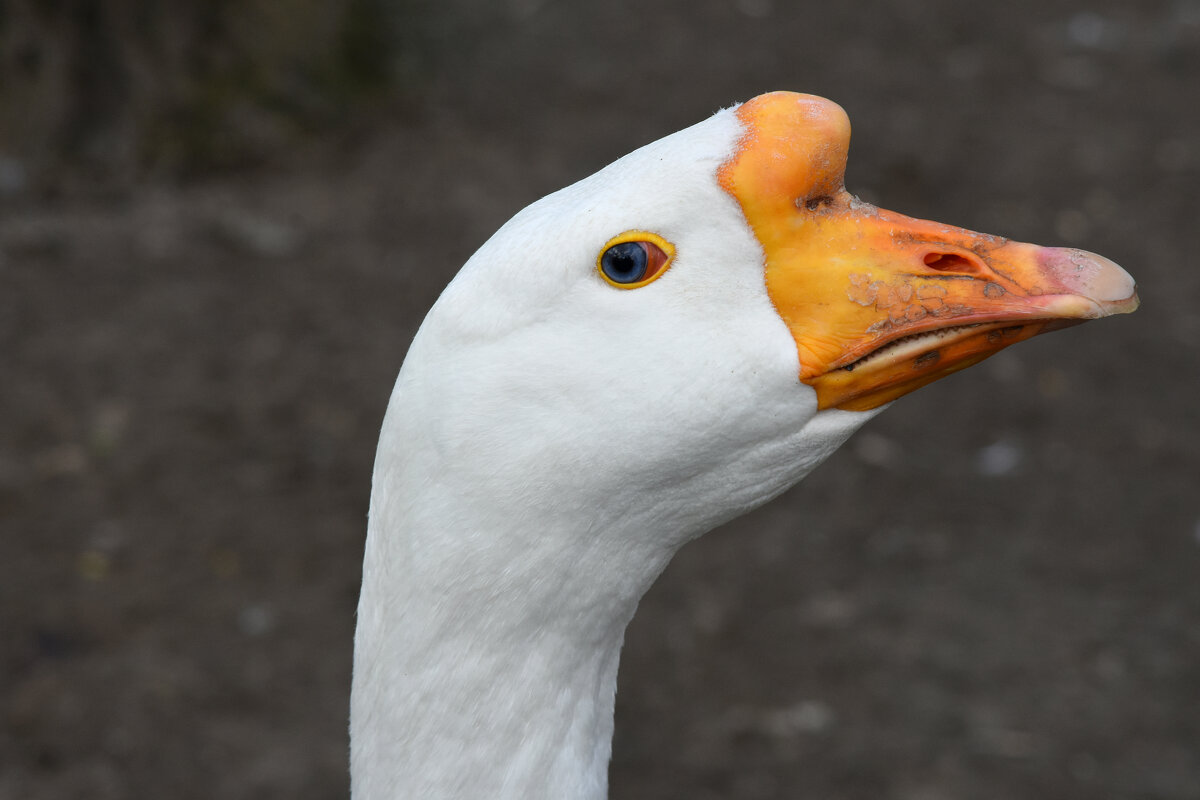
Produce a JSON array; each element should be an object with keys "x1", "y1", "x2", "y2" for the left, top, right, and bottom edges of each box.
[{"x1": 351, "y1": 92, "x2": 1137, "y2": 800}]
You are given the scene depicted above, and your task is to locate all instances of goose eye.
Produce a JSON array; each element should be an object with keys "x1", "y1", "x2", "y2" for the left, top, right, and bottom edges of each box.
[
  {"x1": 601, "y1": 242, "x2": 649, "y2": 283},
  {"x1": 597, "y1": 232, "x2": 675, "y2": 289}
]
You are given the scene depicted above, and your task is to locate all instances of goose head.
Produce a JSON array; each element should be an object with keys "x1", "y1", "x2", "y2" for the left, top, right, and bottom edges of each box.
[
  {"x1": 379, "y1": 92, "x2": 1136, "y2": 565},
  {"x1": 356, "y1": 91, "x2": 1137, "y2": 799}
]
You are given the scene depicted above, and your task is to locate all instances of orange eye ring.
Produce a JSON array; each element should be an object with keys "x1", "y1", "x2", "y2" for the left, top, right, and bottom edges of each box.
[{"x1": 596, "y1": 231, "x2": 676, "y2": 289}]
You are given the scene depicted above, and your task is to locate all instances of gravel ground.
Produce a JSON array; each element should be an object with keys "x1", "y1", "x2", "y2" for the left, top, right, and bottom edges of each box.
[{"x1": 3, "y1": 1, "x2": 1199, "y2": 798}]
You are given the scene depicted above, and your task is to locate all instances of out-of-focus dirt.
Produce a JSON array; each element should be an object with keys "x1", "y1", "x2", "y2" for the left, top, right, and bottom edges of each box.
[{"x1": 3, "y1": 2, "x2": 1199, "y2": 798}]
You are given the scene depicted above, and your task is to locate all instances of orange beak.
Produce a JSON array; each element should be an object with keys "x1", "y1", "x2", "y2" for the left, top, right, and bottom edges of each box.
[{"x1": 719, "y1": 92, "x2": 1139, "y2": 411}]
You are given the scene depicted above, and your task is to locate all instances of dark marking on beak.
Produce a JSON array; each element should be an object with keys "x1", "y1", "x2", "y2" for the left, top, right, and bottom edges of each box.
[{"x1": 914, "y1": 350, "x2": 941, "y2": 369}]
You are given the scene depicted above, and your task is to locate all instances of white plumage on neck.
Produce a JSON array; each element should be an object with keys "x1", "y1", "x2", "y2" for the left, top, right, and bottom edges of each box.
[{"x1": 351, "y1": 105, "x2": 879, "y2": 799}]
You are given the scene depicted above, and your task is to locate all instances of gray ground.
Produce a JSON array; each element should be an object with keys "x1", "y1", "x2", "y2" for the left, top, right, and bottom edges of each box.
[{"x1": 3, "y1": 1, "x2": 1199, "y2": 798}]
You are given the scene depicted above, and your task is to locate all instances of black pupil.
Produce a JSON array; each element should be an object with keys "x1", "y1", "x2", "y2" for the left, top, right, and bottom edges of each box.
[{"x1": 601, "y1": 242, "x2": 648, "y2": 283}]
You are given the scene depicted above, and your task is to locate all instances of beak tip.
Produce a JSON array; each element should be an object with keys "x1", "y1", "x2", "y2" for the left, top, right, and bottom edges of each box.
[{"x1": 1040, "y1": 248, "x2": 1138, "y2": 313}]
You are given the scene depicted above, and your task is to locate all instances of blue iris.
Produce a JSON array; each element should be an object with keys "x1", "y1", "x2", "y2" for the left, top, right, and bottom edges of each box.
[{"x1": 600, "y1": 242, "x2": 648, "y2": 284}]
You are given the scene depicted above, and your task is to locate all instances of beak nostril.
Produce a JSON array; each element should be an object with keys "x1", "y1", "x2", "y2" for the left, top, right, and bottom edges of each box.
[{"x1": 923, "y1": 252, "x2": 976, "y2": 272}]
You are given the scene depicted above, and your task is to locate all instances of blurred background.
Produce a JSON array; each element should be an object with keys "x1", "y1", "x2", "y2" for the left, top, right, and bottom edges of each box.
[{"x1": 2, "y1": 0, "x2": 1198, "y2": 798}]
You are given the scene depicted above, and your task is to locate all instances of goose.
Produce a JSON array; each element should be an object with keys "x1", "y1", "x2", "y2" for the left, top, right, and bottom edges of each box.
[{"x1": 351, "y1": 92, "x2": 1138, "y2": 800}]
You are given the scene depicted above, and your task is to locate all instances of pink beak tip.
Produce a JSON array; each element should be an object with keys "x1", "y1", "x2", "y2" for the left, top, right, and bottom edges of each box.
[{"x1": 1039, "y1": 247, "x2": 1139, "y2": 313}]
